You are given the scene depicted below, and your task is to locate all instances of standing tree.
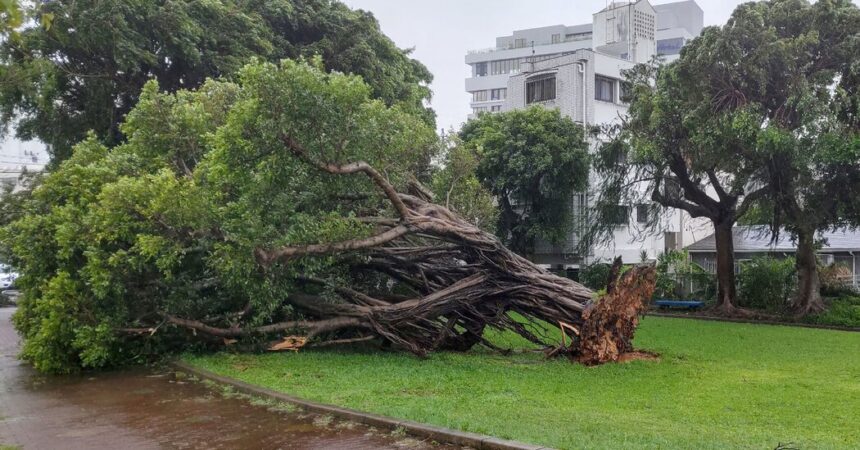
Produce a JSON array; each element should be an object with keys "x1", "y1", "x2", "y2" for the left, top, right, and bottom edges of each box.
[
  {"x1": 459, "y1": 107, "x2": 590, "y2": 255},
  {"x1": 593, "y1": 0, "x2": 860, "y2": 316},
  {"x1": 671, "y1": 0, "x2": 860, "y2": 315},
  {"x1": 589, "y1": 60, "x2": 768, "y2": 316},
  {"x1": 0, "y1": 0, "x2": 433, "y2": 163}
]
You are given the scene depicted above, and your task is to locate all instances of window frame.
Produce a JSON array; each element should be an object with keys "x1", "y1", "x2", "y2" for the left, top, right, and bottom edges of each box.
[
  {"x1": 526, "y1": 73, "x2": 557, "y2": 104},
  {"x1": 595, "y1": 75, "x2": 616, "y2": 103},
  {"x1": 474, "y1": 62, "x2": 488, "y2": 77},
  {"x1": 636, "y1": 204, "x2": 649, "y2": 224},
  {"x1": 608, "y1": 205, "x2": 630, "y2": 227}
]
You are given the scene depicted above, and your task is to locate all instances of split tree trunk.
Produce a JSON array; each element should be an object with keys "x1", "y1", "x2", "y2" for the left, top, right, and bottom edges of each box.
[{"x1": 793, "y1": 229, "x2": 825, "y2": 316}]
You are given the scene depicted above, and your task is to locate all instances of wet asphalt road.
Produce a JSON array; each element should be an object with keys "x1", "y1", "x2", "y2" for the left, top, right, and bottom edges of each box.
[{"x1": 0, "y1": 307, "x2": 458, "y2": 450}]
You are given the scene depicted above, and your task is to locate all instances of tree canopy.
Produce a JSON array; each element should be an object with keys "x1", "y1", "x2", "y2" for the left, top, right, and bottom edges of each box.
[
  {"x1": 4, "y1": 59, "x2": 434, "y2": 372},
  {"x1": 459, "y1": 107, "x2": 590, "y2": 255},
  {"x1": 0, "y1": 0, "x2": 434, "y2": 163},
  {"x1": 590, "y1": 0, "x2": 860, "y2": 315},
  {"x1": 680, "y1": 0, "x2": 860, "y2": 314},
  {"x1": 430, "y1": 134, "x2": 498, "y2": 233}
]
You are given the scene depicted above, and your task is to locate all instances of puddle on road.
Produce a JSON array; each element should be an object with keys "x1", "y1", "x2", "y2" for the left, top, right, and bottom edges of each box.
[{"x1": 0, "y1": 308, "x2": 460, "y2": 449}]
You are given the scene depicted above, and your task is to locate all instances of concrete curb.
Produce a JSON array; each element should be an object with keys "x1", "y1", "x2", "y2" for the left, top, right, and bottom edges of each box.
[
  {"x1": 170, "y1": 361, "x2": 553, "y2": 450},
  {"x1": 648, "y1": 312, "x2": 860, "y2": 332}
]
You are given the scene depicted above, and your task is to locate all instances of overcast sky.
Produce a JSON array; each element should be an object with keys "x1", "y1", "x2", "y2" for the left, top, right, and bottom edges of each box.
[{"x1": 341, "y1": 0, "x2": 859, "y2": 133}]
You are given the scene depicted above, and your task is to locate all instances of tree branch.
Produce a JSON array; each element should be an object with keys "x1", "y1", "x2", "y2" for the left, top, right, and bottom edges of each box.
[
  {"x1": 255, "y1": 224, "x2": 413, "y2": 266},
  {"x1": 297, "y1": 276, "x2": 392, "y2": 307},
  {"x1": 651, "y1": 180, "x2": 713, "y2": 219},
  {"x1": 736, "y1": 185, "x2": 770, "y2": 219},
  {"x1": 282, "y1": 134, "x2": 411, "y2": 219},
  {"x1": 164, "y1": 314, "x2": 365, "y2": 338},
  {"x1": 706, "y1": 168, "x2": 734, "y2": 203}
]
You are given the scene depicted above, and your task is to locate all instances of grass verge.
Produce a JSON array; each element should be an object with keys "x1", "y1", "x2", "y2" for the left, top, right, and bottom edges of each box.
[{"x1": 183, "y1": 316, "x2": 860, "y2": 450}]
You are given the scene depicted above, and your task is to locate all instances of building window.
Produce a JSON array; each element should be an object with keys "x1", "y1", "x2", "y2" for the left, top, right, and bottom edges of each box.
[
  {"x1": 514, "y1": 38, "x2": 527, "y2": 48},
  {"x1": 636, "y1": 204, "x2": 649, "y2": 223},
  {"x1": 608, "y1": 205, "x2": 629, "y2": 226},
  {"x1": 526, "y1": 74, "x2": 556, "y2": 104},
  {"x1": 490, "y1": 59, "x2": 520, "y2": 76},
  {"x1": 551, "y1": 33, "x2": 561, "y2": 44},
  {"x1": 491, "y1": 105, "x2": 502, "y2": 112},
  {"x1": 472, "y1": 90, "x2": 488, "y2": 102},
  {"x1": 657, "y1": 37, "x2": 685, "y2": 56},
  {"x1": 491, "y1": 88, "x2": 507, "y2": 101},
  {"x1": 474, "y1": 62, "x2": 488, "y2": 77},
  {"x1": 472, "y1": 106, "x2": 488, "y2": 114},
  {"x1": 595, "y1": 75, "x2": 615, "y2": 102}
]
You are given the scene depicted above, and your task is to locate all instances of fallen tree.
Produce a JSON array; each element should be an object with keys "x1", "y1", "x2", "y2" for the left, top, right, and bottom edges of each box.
[
  {"x1": 6, "y1": 60, "x2": 655, "y2": 372},
  {"x1": 163, "y1": 135, "x2": 657, "y2": 364}
]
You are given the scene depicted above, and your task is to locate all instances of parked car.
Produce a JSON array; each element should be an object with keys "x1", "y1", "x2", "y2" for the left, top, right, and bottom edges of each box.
[{"x1": 0, "y1": 271, "x2": 18, "y2": 290}]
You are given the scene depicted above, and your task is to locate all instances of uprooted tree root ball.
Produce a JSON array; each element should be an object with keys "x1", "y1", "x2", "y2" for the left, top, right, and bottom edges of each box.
[{"x1": 165, "y1": 139, "x2": 658, "y2": 365}]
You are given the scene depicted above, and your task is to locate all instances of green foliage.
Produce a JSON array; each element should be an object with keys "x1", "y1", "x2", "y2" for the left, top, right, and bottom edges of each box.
[
  {"x1": 653, "y1": 250, "x2": 714, "y2": 301},
  {"x1": 3, "y1": 60, "x2": 435, "y2": 373},
  {"x1": 186, "y1": 317, "x2": 860, "y2": 449},
  {"x1": 737, "y1": 257, "x2": 797, "y2": 311},
  {"x1": 459, "y1": 107, "x2": 589, "y2": 254},
  {"x1": 807, "y1": 295, "x2": 860, "y2": 328},
  {"x1": 0, "y1": 0, "x2": 22, "y2": 32},
  {"x1": 578, "y1": 261, "x2": 611, "y2": 291},
  {"x1": 430, "y1": 135, "x2": 497, "y2": 232},
  {"x1": 0, "y1": 0, "x2": 434, "y2": 163}
]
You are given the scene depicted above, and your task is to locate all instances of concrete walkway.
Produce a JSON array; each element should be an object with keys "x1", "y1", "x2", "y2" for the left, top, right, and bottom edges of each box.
[{"x1": 0, "y1": 307, "x2": 455, "y2": 449}]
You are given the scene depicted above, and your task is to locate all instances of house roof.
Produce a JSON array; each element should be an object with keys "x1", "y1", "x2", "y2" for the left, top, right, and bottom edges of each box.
[{"x1": 685, "y1": 226, "x2": 860, "y2": 253}]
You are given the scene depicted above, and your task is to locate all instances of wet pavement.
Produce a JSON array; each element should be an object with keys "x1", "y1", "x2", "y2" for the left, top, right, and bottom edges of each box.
[{"x1": 0, "y1": 307, "x2": 459, "y2": 449}]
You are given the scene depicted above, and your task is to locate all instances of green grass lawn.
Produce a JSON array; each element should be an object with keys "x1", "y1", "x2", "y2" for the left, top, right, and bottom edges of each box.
[{"x1": 184, "y1": 317, "x2": 860, "y2": 449}]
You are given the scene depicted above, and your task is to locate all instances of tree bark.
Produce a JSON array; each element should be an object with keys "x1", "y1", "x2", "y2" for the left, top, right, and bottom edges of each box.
[
  {"x1": 793, "y1": 229, "x2": 826, "y2": 316},
  {"x1": 713, "y1": 219, "x2": 740, "y2": 315}
]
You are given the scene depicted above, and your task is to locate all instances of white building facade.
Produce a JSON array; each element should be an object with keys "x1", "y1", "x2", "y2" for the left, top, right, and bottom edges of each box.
[{"x1": 464, "y1": 0, "x2": 710, "y2": 267}]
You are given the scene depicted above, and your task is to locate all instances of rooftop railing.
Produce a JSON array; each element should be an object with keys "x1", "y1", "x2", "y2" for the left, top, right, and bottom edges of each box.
[{"x1": 467, "y1": 34, "x2": 592, "y2": 55}]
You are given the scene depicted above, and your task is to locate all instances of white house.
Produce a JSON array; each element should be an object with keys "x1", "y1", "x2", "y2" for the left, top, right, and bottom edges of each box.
[{"x1": 464, "y1": 0, "x2": 711, "y2": 267}]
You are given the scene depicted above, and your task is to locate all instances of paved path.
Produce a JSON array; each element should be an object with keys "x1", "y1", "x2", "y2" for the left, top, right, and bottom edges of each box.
[{"x1": 0, "y1": 307, "x2": 455, "y2": 449}]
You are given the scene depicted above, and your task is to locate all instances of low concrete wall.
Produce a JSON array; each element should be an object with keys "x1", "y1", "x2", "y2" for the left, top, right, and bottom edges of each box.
[{"x1": 171, "y1": 361, "x2": 553, "y2": 450}]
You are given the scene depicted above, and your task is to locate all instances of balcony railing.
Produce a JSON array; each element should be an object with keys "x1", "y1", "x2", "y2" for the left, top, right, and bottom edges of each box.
[{"x1": 467, "y1": 34, "x2": 592, "y2": 55}]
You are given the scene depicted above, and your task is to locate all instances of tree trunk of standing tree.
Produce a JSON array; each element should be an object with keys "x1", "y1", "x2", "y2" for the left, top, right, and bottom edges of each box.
[
  {"x1": 713, "y1": 220, "x2": 740, "y2": 315},
  {"x1": 793, "y1": 229, "x2": 825, "y2": 316}
]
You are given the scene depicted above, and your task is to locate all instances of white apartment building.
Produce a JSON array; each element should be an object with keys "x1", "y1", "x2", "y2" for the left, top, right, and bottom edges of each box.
[{"x1": 464, "y1": 0, "x2": 710, "y2": 267}]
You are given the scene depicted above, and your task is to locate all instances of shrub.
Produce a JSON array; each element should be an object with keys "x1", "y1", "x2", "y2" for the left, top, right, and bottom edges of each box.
[
  {"x1": 737, "y1": 257, "x2": 796, "y2": 311},
  {"x1": 653, "y1": 250, "x2": 715, "y2": 301},
  {"x1": 579, "y1": 261, "x2": 612, "y2": 290},
  {"x1": 807, "y1": 295, "x2": 860, "y2": 328}
]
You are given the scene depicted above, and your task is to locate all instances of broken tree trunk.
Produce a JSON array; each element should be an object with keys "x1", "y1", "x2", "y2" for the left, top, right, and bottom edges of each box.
[
  {"x1": 574, "y1": 259, "x2": 656, "y2": 365},
  {"x1": 167, "y1": 136, "x2": 657, "y2": 365}
]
